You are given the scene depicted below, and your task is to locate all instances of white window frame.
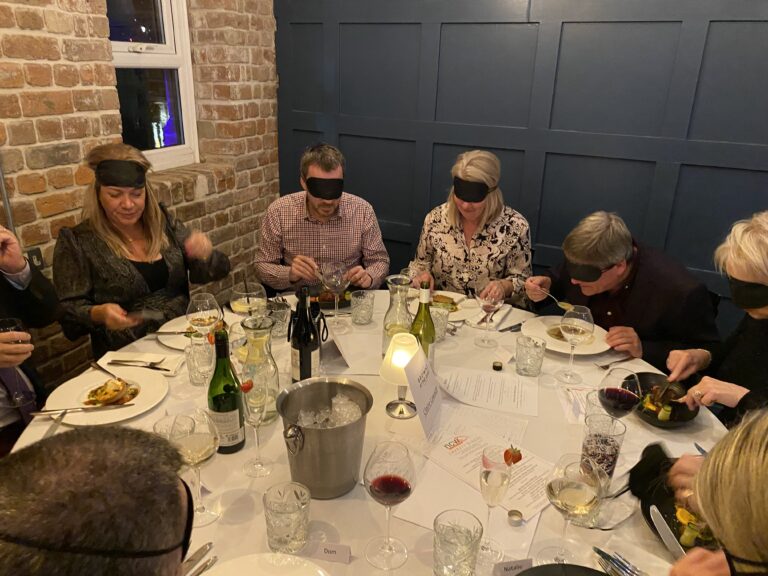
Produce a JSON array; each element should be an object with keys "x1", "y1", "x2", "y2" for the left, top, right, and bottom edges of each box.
[{"x1": 109, "y1": 0, "x2": 199, "y2": 170}]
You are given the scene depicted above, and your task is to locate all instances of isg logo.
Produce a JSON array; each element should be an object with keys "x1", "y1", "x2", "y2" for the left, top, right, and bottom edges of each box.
[{"x1": 443, "y1": 436, "x2": 468, "y2": 451}]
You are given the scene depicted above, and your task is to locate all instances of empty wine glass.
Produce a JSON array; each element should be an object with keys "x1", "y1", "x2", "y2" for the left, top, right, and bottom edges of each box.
[
  {"x1": 186, "y1": 293, "x2": 223, "y2": 335},
  {"x1": 230, "y1": 284, "x2": 267, "y2": 316},
  {"x1": 320, "y1": 261, "x2": 351, "y2": 334},
  {"x1": 477, "y1": 445, "x2": 511, "y2": 564},
  {"x1": 475, "y1": 281, "x2": 504, "y2": 349},
  {"x1": 597, "y1": 367, "x2": 642, "y2": 418},
  {"x1": 154, "y1": 409, "x2": 221, "y2": 527},
  {"x1": 536, "y1": 453, "x2": 604, "y2": 565},
  {"x1": 364, "y1": 441, "x2": 415, "y2": 570},
  {"x1": 555, "y1": 305, "x2": 594, "y2": 384}
]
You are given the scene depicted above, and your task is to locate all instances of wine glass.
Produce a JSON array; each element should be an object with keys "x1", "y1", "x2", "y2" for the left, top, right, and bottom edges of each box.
[
  {"x1": 364, "y1": 441, "x2": 415, "y2": 570},
  {"x1": 154, "y1": 409, "x2": 221, "y2": 527},
  {"x1": 475, "y1": 281, "x2": 504, "y2": 349},
  {"x1": 230, "y1": 284, "x2": 267, "y2": 317},
  {"x1": 320, "y1": 261, "x2": 351, "y2": 334},
  {"x1": 597, "y1": 367, "x2": 642, "y2": 418},
  {"x1": 186, "y1": 293, "x2": 223, "y2": 335},
  {"x1": 555, "y1": 305, "x2": 594, "y2": 384},
  {"x1": 477, "y1": 445, "x2": 511, "y2": 564},
  {"x1": 0, "y1": 318, "x2": 36, "y2": 410},
  {"x1": 536, "y1": 453, "x2": 604, "y2": 565}
]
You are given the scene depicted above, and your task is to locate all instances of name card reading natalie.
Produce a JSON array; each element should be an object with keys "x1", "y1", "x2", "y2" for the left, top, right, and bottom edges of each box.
[{"x1": 403, "y1": 347, "x2": 442, "y2": 440}]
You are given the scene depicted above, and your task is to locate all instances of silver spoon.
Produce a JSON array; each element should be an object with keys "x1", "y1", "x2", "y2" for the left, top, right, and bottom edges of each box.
[{"x1": 533, "y1": 287, "x2": 573, "y2": 311}]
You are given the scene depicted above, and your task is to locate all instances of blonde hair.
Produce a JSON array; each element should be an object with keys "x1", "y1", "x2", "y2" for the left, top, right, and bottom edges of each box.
[
  {"x1": 695, "y1": 409, "x2": 768, "y2": 570},
  {"x1": 714, "y1": 211, "x2": 768, "y2": 284},
  {"x1": 299, "y1": 143, "x2": 345, "y2": 180},
  {"x1": 83, "y1": 143, "x2": 168, "y2": 260},
  {"x1": 447, "y1": 150, "x2": 503, "y2": 231},
  {"x1": 562, "y1": 211, "x2": 633, "y2": 268}
]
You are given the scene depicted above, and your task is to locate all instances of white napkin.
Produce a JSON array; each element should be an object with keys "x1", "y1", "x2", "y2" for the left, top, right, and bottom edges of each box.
[
  {"x1": 464, "y1": 303, "x2": 512, "y2": 329},
  {"x1": 99, "y1": 351, "x2": 185, "y2": 376}
]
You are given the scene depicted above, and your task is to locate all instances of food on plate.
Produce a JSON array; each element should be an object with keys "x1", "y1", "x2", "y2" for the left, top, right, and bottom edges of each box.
[
  {"x1": 314, "y1": 290, "x2": 351, "y2": 303},
  {"x1": 431, "y1": 294, "x2": 459, "y2": 313},
  {"x1": 640, "y1": 383, "x2": 681, "y2": 421},
  {"x1": 675, "y1": 504, "x2": 714, "y2": 548},
  {"x1": 547, "y1": 325, "x2": 566, "y2": 341},
  {"x1": 84, "y1": 378, "x2": 139, "y2": 406}
]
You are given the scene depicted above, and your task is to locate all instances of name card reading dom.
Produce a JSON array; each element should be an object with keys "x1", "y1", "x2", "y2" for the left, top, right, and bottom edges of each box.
[{"x1": 404, "y1": 347, "x2": 442, "y2": 440}]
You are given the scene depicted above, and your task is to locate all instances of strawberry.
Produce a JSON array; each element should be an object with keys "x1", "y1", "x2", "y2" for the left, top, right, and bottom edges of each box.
[
  {"x1": 207, "y1": 332, "x2": 215, "y2": 345},
  {"x1": 504, "y1": 446, "x2": 522, "y2": 465},
  {"x1": 240, "y1": 379, "x2": 253, "y2": 393}
]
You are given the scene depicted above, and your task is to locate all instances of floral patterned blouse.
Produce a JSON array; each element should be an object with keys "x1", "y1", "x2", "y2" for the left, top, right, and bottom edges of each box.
[{"x1": 409, "y1": 203, "x2": 532, "y2": 306}]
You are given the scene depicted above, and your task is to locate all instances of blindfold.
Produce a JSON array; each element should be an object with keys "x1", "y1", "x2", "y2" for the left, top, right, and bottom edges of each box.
[
  {"x1": 453, "y1": 177, "x2": 490, "y2": 203},
  {"x1": 565, "y1": 259, "x2": 604, "y2": 282},
  {"x1": 95, "y1": 160, "x2": 146, "y2": 188},
  {"x1": 729, "y1": 277, "x2": 768, "y2": 310},
  {"x1": 306, "y1": 177, "x2": 343, "y2": 200}
]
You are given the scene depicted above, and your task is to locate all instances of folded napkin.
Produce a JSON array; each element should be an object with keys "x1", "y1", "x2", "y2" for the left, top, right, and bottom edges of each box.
[
  {"x1": 99, "y1": 351, "x2": 185, "y2": 376},
  {"x1": 465, "y1": 303, "x2": 512, "y2": 329},
  {"x1": 628, "y1": 443, "x2": 674, "y2": 502}
]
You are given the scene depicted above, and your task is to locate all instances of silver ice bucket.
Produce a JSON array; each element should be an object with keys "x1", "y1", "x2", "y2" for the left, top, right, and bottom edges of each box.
[{"x1": 276, "y1": 377, "x2": 373, "y2": 499}]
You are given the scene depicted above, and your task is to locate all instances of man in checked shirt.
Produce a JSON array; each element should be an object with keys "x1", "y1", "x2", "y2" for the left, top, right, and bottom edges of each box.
[{"x1": 255, "y1": 143, "x2": 390, "y2": 292}]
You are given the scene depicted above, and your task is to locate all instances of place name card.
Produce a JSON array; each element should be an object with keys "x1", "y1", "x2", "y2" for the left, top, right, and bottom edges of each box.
[
  {"x1": 303, "y1": 542, "x2": 351, "y2": 564},
  {"x1": 404, "y1": 347, "x2": 443, "y2": 439},
  {"x1": 494, "y1": 559, "x2": 533, "y2": 575}
]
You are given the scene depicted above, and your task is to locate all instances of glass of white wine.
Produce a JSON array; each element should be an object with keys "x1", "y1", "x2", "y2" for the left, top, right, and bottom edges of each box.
[
  {"x1": 154, "y1": 409, "x2": 221, "y2": 527},
  {"x1": 320, "y1": 261, "x2": 351, "y2": 334},
  {"x1": 536, "y1": 453, "x2": 603, "y2": 565},
  {"x1": 555, "y1": 305, "x2": 594, "y2": 385},
  {"x1": 186, "y1": 293, "x2": 223, "y2": 336},
  {"x1": 230, "y1": 285, "x2": 267, "y2": 317},
  {"x1": 477, "y1": 445, "x2": 511, "y2": 565}
]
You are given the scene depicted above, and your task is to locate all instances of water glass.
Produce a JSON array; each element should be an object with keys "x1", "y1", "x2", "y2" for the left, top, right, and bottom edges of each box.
[
  {"x1": 263, "y1": 481, "x2": 311, "y2": 554},
  {"x1": 351, "y1": 290, "x2": 375, "y2": 325},
  {"x1": 431, "y1": 307, "x2": 450, "y2": 342},
  {"x1": 515, "y1": 335, "x2": 546, "y2": 376},
  {"x1": 582, "y1": 414, "x2": 626, "y2": 478},
  {"x1": 185, "y1": 335, "x2": 214, "y2": 387},
  {"x1": 267, "y1": 301, "x2": 291, "y2": 339},
  {"x1": 433, "y1": 509, "x2": 483, "y2": 576},
  {"x1": 585, "y1": 390, "x2": 606, "y2": 420}
]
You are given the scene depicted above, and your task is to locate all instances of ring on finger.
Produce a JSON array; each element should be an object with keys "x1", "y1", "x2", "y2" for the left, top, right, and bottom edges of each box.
[{"x1": 692, "y1": 390, "x2": 703, "y2": 400}]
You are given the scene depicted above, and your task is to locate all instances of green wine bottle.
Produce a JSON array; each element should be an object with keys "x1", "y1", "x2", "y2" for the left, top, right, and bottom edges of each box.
[
  {"x1": 208, "y1": 329, "x2": 245, "y2": 454},
  {"x1": 410, "y1": 280, "x2": 435, "y2": 364}
]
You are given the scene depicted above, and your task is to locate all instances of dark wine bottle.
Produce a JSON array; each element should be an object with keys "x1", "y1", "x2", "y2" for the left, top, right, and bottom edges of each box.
[
  {"x1": 291, "y1": 286, "x2": 320, "y2": 382},
  {"x1": 410, "y1": 280, "x2": 435, "y2": 363},
  {"x1": 207, "y1": 329, "x2": 245, "y2": 454}
]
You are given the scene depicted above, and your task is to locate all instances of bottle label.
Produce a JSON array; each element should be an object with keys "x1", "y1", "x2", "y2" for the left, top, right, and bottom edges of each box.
[
  {"x1": 291, "y1": 347, "x2": 320, "y2": 381},
  {"x1": 209, "y1": 409, "x2": 244, "y2": 447},
  {"x1": 420, "y1": 287, "x2": 430, "y2": 304}
]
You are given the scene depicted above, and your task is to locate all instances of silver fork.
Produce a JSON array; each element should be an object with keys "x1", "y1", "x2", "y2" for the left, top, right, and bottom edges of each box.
[
  {"x1": 594, "y1": 356, "x2": 632, "y2": 370},
  {"x1": 108, "y1": 359, "x2": 169, "y2": 371}
]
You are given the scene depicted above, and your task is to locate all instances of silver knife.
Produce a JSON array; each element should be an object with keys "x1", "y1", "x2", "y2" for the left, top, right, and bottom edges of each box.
[
  {"x1": 31, "y1": 403, "x2": 136, "y2": 416},
  {"x1": 42, "y1": 410, "x2": 67, "y2": 439},
  {"x1": 108, "y1": 360, "x2": 171, "y2": 372},
  {"x1": 181, "y1": 542, "x2": 213, "y2": 576},
  {"x1": 650, "y1": 505, "x2": 686, "y2": 560}
]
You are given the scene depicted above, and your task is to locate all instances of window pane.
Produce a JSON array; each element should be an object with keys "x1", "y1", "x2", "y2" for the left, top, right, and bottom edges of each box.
[
  {"x1": 108, "y1": 0, "x2": 165, "y2": 44},
  {"x1": 116, "y1": 68, "x2": 184, "y2": 151}
]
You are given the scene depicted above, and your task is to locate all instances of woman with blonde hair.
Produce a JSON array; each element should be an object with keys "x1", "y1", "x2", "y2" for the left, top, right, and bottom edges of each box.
[
  {"x1": 409, "y1": 150, "x2": 531, "y2": 305},
  {"x1": 669, "y1": 409, "x2": 768, "y2": 576},
  {"x1": 53, "y1": 143, "x2": 230, "y2": 356},
  {"x1": 667, "y1": 211, "x2": 768, "y2": 427}
]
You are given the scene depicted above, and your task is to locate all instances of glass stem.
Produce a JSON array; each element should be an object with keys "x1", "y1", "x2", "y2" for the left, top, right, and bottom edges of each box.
[
  {"x1": 385, "y1": 505, "x2": 393, "y2": 549},
  {"x1": 334, "y1": 295, "x2": 339, "y2": 320},
  {"x1": 485, "y1": 504, "x2": 492, "y2": 539},
  {"x1": 558, "y1": 517, "x2": 571, "y2": 562},
  {"x1": 193, "y1": 465, "x2": 205, "y2": 513},
  {"x1": 252, "y1": 425, "x2": 261, "y2": 462},
  {"x1": 568, "y1": 344, "x2": 575, "y2": 373}
]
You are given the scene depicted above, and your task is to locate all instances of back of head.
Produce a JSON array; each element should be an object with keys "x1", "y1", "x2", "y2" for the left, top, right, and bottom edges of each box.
[
  {"x1": 714, "y1": 211, "x2": 768, "y2": 284},
  {"x1": 0, "y1": 427, "x2": 185, "y2": 576},
  {"x1": 447, "y1": 150, "x2": 504, "y2": 228},
  {"x1": 300, "y1": 143, "x2": 345, "y2": 180},
  {"x1": 562, "y1": 211, "x2": 633, "y2": 268},
  {"x1": 696, "y1": 409, "x2": 768, "y2": 568}
]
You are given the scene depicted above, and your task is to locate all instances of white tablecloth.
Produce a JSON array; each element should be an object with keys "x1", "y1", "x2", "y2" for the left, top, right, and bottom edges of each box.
[{"x1": 16, "y1": 291, "x2": 726, "y2": 575}]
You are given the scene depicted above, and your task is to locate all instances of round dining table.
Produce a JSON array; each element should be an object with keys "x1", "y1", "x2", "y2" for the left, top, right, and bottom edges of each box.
[{"x1": 16, "y1": 291, "x2": 727, "y2": 575}]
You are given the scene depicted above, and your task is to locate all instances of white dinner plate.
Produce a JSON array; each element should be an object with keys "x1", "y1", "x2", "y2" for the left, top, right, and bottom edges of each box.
[
  {"x1": 521, "y1": 315, "x2": 610, "y2": 355},
  {"x1": 207, "y1": 553, "x2": 331, "y2": 576},
  {"x1": 44, "y1": 366, "x2": 168, "y2": 426},
  {"x1": 408, "y1": 290, "x2": 479, "y2": 322},
  {"x1": 156, "y1": 311, "x2": 241, "y2": 350}
]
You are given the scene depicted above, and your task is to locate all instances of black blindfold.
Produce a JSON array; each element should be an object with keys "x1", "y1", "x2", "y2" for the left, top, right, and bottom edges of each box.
[
  {"x1": 95, "y1": 160, "x2": 146, "y2": 188},
  {"x1": 306, "y1": 177, "x2": 343, "y2": 200},
  {"x1": 729, "y1": 277, "x2": 768, "y2": 310},
  {"x1": 565, "y1": 259, "x2": 604, "y2": 282},
  {"x1": 453, "y1": 177, "x2": 489, "y2": 203}
]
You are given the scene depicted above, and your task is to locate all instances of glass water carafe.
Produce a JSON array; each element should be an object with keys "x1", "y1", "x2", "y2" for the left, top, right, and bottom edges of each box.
[
  {"x1": 382, "y1": 274, "x2": 413, "y2": 356},
  {"x1": 241, "y1": 316, "x2": 280, "y2": 425}
]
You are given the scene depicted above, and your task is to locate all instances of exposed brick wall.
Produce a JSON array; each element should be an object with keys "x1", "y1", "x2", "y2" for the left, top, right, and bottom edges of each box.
[{"x1": 0, "y1": 0, "x2": 279, "y2": 389}]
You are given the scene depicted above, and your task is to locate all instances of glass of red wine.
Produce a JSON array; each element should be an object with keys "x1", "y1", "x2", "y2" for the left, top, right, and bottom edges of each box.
[
  {"x1": 597, "y1": 367, "x2": 642, "y2": 418},
  {"x1": 364, "y1": 441, "x2": 415, "y2": 570}
]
